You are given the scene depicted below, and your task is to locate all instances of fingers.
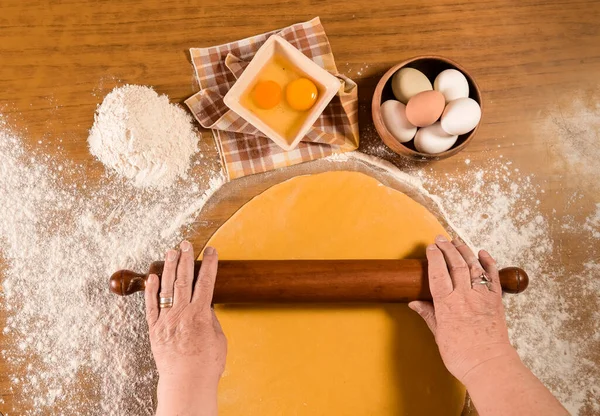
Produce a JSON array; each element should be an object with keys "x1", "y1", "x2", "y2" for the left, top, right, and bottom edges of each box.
[
  {"x1": 159, "y1": 249, "x2": 180, "y2": 314},
  {"x1": 192, "y1": 247, "x2": 219, "y2": 308},
  {"x1": 408, "y1": 301, "x2": 437, "y2": 335},
  {"x1": 478, "y1": 250, "x2": 501, "y2": 293},
  {"x1": 426, "y1": 244, "x2": 453, "y2": 299},
  {"x1": 434, "y1": 235, "x2": 470, "y2": 292},
  {"x1": 173, "y1": 241, "x2": 194, "y2": 308},
  {"x1": 145, "y1": 274, "x2": 160, "y2": 327},
  {"x1": 451, "y1": 238, "x2": 488, "y2": 293}
]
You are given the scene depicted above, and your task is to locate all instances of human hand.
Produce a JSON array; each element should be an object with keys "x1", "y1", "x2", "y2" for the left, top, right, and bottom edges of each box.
[
  {"x1": 145, "y1": 242, "x2": 227, "y2": 415},
  {"x1": 408, "y1": 235, "x2": 517, "y2": 383}
]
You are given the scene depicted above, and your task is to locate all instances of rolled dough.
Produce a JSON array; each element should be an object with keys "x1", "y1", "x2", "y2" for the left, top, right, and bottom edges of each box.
[{"x1": 203, "y1": 171, "x2": 466, "y2": 415}]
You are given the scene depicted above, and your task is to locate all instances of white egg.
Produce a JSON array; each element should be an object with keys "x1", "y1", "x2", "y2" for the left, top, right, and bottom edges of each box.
[
  {"x1": 391, "y1": 68, "x2": 432, "y2": 104},
  {"x1": 414, "y1": 122, "x2": 458, "y2": 154},
  {"x1": 380, "y1": 100, "x2": 417, "y2": 143},
  {"x1": 434, "y1": 69, "x2": 470, "y2": 103},
  {"x1": 441, "y1": 97, "x2": 481, "y2": 136}
]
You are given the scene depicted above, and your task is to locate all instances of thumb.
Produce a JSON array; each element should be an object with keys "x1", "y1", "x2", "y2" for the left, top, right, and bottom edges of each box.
[{"x1": 408, "y1": 301, "x2": 437, "y2": 335}]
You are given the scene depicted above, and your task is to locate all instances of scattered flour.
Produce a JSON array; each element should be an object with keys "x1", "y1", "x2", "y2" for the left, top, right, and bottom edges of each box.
[
  {"x1": 540, "y1": 93, "x2": 600, "y2": 189},
  {"x1": 342, "y1": 62, "x2": 371, "y2": 78},
  {"x1": 88, "y1": 85, "x2": 199, "y2": 189},
  {"x1": 1, "y1": 107, "x2": 598, "y2": 415},
  {"x1": 327, "y1": 151, "x2": 599, "y2": 415},
  {"x1": 0, "y1": 119, "x2": 223, "y2": 415},
  {"x1": 584, "y1": 203, "x2": 600, "y2": 239}
]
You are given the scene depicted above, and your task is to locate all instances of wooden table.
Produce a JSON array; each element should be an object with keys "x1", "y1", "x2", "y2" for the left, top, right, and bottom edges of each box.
[{"x1": 1, "y1": 0, "x2": 599, "y2": 414}]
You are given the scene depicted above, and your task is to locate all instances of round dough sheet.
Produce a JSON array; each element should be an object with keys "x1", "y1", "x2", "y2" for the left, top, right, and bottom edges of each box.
[{"x1": 204, "y1": 171, "x2": 465, "y2": 415}]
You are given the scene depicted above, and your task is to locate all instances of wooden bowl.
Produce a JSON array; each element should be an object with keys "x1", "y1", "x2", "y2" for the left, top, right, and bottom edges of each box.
[{"x1": 372, "y1": 56, "x2": 482, "y2": 161}]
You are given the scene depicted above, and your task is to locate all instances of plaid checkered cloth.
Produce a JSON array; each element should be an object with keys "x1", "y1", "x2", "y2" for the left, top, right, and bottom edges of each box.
[{"x1": 185, "y1": 17, "x2": 359, "y2": 180}]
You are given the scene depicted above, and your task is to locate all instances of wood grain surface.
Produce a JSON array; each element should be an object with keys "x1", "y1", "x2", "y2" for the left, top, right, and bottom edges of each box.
[{"x1": 1, "y1": 0, "x2": 599, "y2": 414}]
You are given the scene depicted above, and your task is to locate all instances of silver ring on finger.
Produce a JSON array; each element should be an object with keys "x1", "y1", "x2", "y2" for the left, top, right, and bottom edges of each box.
[
  {"x1": 159, "y1": 294, "x2": 174, "y2": 309},
  {"x1": 159, "y1": 296, "x2": 173, "y2": 309},
  {"x1": 472, "y1": 272, "x2": 491, "y2": 290}
]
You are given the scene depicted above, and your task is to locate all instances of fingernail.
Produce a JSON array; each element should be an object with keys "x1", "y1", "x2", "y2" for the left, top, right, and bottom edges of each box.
[
  {"x1": 435, "y1": 235, "x2": 448, "y2": 243},
  {"x1": 204, "y1": 247, "x2": 216, "y2": 256},
  {"x1": 180, "y1": 241, "x2": 192, "y2": 252},
  {"x1": 166, "y1": 249, "x2": 178, "y2": 261},
  {"x1": 148, "y1": 274, "x2": 157, "y2": 284},
  {"x1": 427, "y1": 244, "x2": 438, "y2": 251}
]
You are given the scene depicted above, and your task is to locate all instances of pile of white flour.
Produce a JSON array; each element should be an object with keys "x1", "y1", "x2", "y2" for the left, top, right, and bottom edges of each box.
[{"x1": 88, "y1": 85, "x2": 199, "y2": 189}]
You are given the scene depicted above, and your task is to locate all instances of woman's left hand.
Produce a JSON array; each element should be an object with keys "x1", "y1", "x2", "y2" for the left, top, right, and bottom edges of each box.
[
  {"x1": 408, "y1": 235, "x2": 513, "y2": 382},
  {"x1": 145, "y1": 241, "x2": 227, "y2": 415}
]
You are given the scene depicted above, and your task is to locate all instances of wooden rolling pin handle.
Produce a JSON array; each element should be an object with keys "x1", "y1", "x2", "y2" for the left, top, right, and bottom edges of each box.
[{"x1": 110, "y1": 260, "x2": 529, "y2": 302}]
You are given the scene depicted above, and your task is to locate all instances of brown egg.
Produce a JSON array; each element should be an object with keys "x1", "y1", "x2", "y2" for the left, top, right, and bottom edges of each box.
[{"x1": 405, "y1": 90, "x2": 445, "y2": 127}]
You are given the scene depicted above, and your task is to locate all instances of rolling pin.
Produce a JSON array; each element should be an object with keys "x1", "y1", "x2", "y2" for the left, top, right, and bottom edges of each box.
[{"x1": 110, "y1": 260, "x2": 528, "y2": 303}]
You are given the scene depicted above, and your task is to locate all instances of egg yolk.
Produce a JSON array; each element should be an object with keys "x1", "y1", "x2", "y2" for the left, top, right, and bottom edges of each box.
[
  {"x1": 286, "y1": 78, "x2": 318, "y2": 111},
  {"x1": 252, "y1": 80, "x2": 282, "y2": 109}
]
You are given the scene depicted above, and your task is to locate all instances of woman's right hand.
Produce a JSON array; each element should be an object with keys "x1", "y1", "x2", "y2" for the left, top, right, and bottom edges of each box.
[{"x1": 408, "y1": 235, "x2": 518, "y2": 383}]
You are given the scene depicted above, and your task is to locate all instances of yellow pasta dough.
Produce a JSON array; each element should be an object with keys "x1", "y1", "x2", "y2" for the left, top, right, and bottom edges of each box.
[{"x1": 203, "y1": 171, "x2": 465, "y2": 415}]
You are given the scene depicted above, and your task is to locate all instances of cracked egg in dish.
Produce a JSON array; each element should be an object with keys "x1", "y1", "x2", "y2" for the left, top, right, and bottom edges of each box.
[{"x1": 224, "y1": 35, "x2": 341, "y2": 151}]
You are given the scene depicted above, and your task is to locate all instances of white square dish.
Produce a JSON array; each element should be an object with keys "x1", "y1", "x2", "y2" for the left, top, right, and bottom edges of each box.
[{"x1": 223, "y1": 35, "x2": 341, "y2": 151}]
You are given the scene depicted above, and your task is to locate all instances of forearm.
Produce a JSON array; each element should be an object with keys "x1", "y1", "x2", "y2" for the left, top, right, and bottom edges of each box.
[
  {"x1": 156, "y1": 376, "x2": 219, "y2": 416},
  {"x1": 463, "y1": 348, "x2": 569, "y2": 416}
]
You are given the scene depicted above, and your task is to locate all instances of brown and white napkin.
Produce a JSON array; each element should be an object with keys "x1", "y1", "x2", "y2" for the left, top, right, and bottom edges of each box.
[{"x1": 185, "y1": 17, "x2": 359, "y2": 180}]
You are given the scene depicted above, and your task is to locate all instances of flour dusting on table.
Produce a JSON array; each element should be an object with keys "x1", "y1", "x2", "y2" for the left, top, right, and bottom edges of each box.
[
  {"x1": 1, "y1": 109, "x2": 599, "y2": 415},
  {"x1": 419, "y1": 164, "x2": 599, "y2": 415},
  {"x1": 0, "y1": 118, "x2": 223, "y2": 415},
  {"x1": 328, "y1": 151, "x2": 600, "y2": 415},
  {"x1": 541, "y1": 95, "x2": 600, "y2": 185}
]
